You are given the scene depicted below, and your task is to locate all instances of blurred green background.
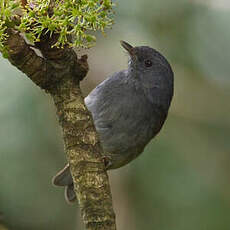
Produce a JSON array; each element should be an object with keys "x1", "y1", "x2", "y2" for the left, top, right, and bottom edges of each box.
[{"x1": 1, "y1": 0, "x2": 230, "y2": 229}]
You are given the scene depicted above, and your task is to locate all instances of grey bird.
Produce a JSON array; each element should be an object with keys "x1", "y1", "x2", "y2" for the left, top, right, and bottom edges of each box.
[{"x1": 52, "y1": 41, "x2": 174, "y2": 203}]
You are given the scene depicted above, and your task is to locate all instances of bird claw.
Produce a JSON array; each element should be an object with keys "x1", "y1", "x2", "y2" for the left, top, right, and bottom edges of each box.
[{"x1": 102, "y1": 156, "x2": 113, "y2": 170}]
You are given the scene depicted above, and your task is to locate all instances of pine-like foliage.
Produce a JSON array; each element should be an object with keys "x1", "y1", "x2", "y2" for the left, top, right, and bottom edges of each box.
[{"x1": 0, "y1": 0, "x2": 114, "y2": 56}]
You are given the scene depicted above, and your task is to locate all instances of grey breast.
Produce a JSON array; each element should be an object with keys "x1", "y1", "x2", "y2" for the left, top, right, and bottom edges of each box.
[{"x1": 84, "y1": 70, "x2": 157, "y2": 157}]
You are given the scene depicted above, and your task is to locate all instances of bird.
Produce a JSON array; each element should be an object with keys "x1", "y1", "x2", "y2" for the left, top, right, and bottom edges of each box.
[{"x1": 52, "y1": 40, "x2": 174, "y2": 203}]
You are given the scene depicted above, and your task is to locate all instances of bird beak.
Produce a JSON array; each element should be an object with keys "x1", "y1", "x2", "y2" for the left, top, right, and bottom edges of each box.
[{"x1": 120, "y1": 40, "x2": 135, "y2": 57}]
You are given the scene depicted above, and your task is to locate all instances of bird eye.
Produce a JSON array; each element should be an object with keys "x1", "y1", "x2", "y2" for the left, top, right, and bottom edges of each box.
[{"x1": 144, "y1": 59, "x2": 152, "y2": 67}]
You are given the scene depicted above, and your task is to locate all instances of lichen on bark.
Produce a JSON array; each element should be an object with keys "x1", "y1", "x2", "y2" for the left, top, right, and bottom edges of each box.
[{"x1": 53, "y1": 82, "x2": 116, "y2": 229}]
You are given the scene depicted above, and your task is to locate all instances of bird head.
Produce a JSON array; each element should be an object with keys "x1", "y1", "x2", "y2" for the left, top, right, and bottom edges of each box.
[
  {"x1": 120, "y1": 40, "x2": 173, "y2": 88},
  {"x1": 120, "y1": 40, "x2": 174, "y2": 107}
]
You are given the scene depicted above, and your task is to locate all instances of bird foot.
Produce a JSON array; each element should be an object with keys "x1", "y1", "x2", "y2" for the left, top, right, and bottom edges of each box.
[{"x1": 102, "y1": 156, "x2": 113, "y2": 170}]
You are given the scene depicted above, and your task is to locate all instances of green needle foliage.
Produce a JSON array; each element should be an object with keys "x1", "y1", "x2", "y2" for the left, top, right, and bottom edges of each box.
[
  {"x1": 0, "y1": 0, "x2": 19, "y2": 56},
  {"x1": 0, "y1": 0, "x2": 114, "y2": 56}
]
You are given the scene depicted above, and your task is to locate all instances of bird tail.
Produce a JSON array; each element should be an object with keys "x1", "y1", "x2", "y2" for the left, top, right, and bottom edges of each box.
[{"x1": 52, "y1": 163, "x2": 76, "y2": 203}]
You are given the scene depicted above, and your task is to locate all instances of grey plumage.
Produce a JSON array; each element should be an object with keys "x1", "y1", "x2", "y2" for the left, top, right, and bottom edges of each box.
[{"x1": 52, "y1": 41, "x2": 174, "y2": 203}]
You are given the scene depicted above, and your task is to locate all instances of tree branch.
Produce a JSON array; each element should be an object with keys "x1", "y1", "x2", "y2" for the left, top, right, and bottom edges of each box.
[
  {"x1": 53, "y1": 82, "x2": 116, "y2": 229},
  {"x1": 3, "y1": 28, "x2": 116, "y2": 230}
]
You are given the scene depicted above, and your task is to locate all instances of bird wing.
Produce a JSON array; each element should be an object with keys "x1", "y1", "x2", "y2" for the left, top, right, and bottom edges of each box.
[
  {"x1": 84, "y1": 70, "x2": 152, "y2": 154},
  {"x1": 84, "y1": 71, "x2": 129, "y2": 129}
]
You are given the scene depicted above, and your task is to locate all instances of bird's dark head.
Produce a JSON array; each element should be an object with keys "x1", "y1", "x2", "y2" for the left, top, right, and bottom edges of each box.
[
  {"x1": 121, "y1": 40, "x2": 172, "y2": 75},
  {"x1": 120, "y1": 40, "x2": 174, "y2": 108},
  {"x1": 121, "y1": 40, "x2": 173, "y2": 85}
]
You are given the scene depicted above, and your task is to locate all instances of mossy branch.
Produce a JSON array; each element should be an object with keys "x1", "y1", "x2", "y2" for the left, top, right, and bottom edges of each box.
[{"x1": 1, "y1": 1, "x2": 116, "y2": 229}]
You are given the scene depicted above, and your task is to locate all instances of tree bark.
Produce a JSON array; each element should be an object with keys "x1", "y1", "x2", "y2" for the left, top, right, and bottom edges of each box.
[
  {"x1": 53, "y1": 82, "x2": 116, "y2": 229},
  {"x1": 3, "y1": 29, "x2": 116, "y2": 230}
]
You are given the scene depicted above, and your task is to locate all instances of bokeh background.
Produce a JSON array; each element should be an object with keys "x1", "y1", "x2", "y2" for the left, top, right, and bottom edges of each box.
[{"x1": 1, "y1": 0, "x2": 230, "y2": 229}]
